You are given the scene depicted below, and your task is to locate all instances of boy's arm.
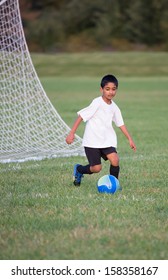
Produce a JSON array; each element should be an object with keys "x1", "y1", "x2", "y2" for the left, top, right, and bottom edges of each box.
[
  {"x1": 119, "y1": 125, "x2": 136, "y2": 151},
  {"x1": 66, "y1": 115, "x2": 83, "y2": 144}
]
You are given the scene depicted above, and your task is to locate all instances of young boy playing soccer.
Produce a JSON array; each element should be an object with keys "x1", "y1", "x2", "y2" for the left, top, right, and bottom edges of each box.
[{"x1": 66, "y1": 74, "x2": 136, "y2": 186}]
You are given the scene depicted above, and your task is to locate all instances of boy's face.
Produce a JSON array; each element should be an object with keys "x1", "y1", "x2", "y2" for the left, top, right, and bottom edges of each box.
[{"x1": 100, "y1": 82, "x2": 117, "y2": 104}]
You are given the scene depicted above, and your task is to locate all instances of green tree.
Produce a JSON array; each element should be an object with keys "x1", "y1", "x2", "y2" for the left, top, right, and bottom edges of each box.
[{"x1": 21, "y1": 0, "x2": 168, "y2": 51}]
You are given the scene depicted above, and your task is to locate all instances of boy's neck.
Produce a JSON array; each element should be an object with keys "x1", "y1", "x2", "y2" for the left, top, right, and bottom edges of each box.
[{"x1": 102, "y1": 96, "x2": 112, "y2": 105}]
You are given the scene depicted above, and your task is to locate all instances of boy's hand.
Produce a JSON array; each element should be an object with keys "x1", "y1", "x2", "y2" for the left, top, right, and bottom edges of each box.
[
  {"x1": 129, "y1": 139, "x2": 136, "y2": 151},
  {"x1": 66, "y1": 132, "x2": 75, "y2": 144}
]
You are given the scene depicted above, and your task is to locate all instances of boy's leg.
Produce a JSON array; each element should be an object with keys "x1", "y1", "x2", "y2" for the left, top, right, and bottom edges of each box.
[
  {"x1": 84, "y1": 147, "x2": 102, "y2": 174},
  {"x1": 109, "y1": 165, "x2": 120, "y2": 179},
  {"x1": 106, "y1": 151, "x2": 120, "y2": 179},
  {"x1": 78, "y1": 164, "x2": 102, "y2": 174},
  {"x1": 77, "y1": 164, "x2": 93, "y2": 174},
  {"x1": 73, "y1": 147, "x2": 102, "y2": 185}
]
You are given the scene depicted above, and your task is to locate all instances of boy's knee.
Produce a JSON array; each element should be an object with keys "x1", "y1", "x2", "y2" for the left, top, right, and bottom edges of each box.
[
  {"x1": 112, "y1": 159, "x2": 119, "y2": 166},
  {"x1": 107, "y1": 153, "x2": 119, "y2": 166},
  {"x1": 90, "y1": 165, "x2": 102, "y2": 173}
]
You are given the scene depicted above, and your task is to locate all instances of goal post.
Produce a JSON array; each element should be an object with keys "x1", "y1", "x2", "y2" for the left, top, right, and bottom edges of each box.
[{"x1": 0, "y1": 0, "x2": 83, "y2": 163}]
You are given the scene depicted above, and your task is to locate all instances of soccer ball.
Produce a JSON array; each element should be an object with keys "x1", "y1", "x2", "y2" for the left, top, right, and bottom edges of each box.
[{"x1": 97, "y1": 175, "x2": 122, "y2": 194}]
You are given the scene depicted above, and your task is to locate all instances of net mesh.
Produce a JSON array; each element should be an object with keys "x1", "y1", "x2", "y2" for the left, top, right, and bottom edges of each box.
[{"x1": 0, "y1": 0, "x2": 83, "y2": 163}]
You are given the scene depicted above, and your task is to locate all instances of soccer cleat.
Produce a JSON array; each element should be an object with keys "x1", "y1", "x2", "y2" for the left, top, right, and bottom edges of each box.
[{"x1": 73, "y1": 164, "x2": 84, "y2": 186}]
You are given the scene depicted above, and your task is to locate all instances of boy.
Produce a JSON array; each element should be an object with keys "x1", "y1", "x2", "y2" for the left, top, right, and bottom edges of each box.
[{"x1": 66, "y1": 74, "x2": 136, "y2": 186}]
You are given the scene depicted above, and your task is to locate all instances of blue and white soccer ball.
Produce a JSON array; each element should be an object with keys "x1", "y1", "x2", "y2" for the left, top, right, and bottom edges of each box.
[{"x1": 97, "y1": 175, "x2": 122, "y2": 194}]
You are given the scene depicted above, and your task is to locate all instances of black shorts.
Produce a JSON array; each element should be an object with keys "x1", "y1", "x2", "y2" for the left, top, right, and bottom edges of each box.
[{"x1": 84, "y1": 147, "x2": 117, "y2": 166}]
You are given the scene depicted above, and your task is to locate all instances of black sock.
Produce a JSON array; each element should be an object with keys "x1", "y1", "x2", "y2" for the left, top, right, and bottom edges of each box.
[
  {"x1": 77, "y1": 164, "x2": 93, "y2": 174},
  {"x1": 110, "y1": 165, "x2": 120, "y2": 179}
]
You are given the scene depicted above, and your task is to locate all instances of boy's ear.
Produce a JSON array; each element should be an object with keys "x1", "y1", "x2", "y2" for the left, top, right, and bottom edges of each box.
[{"x1": 100, "y1": 87, "x2": 103, "y2": 93}]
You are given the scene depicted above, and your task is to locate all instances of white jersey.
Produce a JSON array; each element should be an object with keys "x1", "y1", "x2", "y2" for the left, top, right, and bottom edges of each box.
[{"x1": 77, "y1": 96, "x2": 124, "y2": 148}]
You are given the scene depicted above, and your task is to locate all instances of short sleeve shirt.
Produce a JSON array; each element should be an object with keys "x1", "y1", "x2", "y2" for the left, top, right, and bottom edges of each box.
[{"x1": 77, "y1": 96, "x2": 124, "y2": 148}]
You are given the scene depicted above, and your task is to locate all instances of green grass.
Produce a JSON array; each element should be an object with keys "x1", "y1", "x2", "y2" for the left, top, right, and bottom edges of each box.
[
  {"x1": 31, "y1": 51, "x2": 168, "y2": 77},
  {"x1": 0, "y1": 52, "x2": 168, "y2": 260}
]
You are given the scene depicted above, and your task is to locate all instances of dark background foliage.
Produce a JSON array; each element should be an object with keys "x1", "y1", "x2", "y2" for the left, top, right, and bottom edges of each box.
[{"x1": 20, "y1": 0, "x2": 168, "y2": 52}]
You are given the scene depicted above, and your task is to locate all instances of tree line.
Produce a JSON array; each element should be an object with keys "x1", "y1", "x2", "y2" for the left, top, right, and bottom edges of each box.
[{"x1": 21, "y1": 0, "x2": 168, "y2": 52}]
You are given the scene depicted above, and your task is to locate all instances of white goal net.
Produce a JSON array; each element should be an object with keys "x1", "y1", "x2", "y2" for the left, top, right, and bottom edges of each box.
[{"x1": 0, "y1": 0, "x2": 83, "y2": 163}]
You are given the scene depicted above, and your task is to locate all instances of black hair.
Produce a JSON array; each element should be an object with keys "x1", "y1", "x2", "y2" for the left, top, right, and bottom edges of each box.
[{"x1": 100, "y1": 74, "x2": 118, "y2": 88}]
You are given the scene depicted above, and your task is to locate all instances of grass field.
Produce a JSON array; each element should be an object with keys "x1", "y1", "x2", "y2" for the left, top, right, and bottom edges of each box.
[{"x1": 0, "y1": 52, "x2": 168, "y2": 260}]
